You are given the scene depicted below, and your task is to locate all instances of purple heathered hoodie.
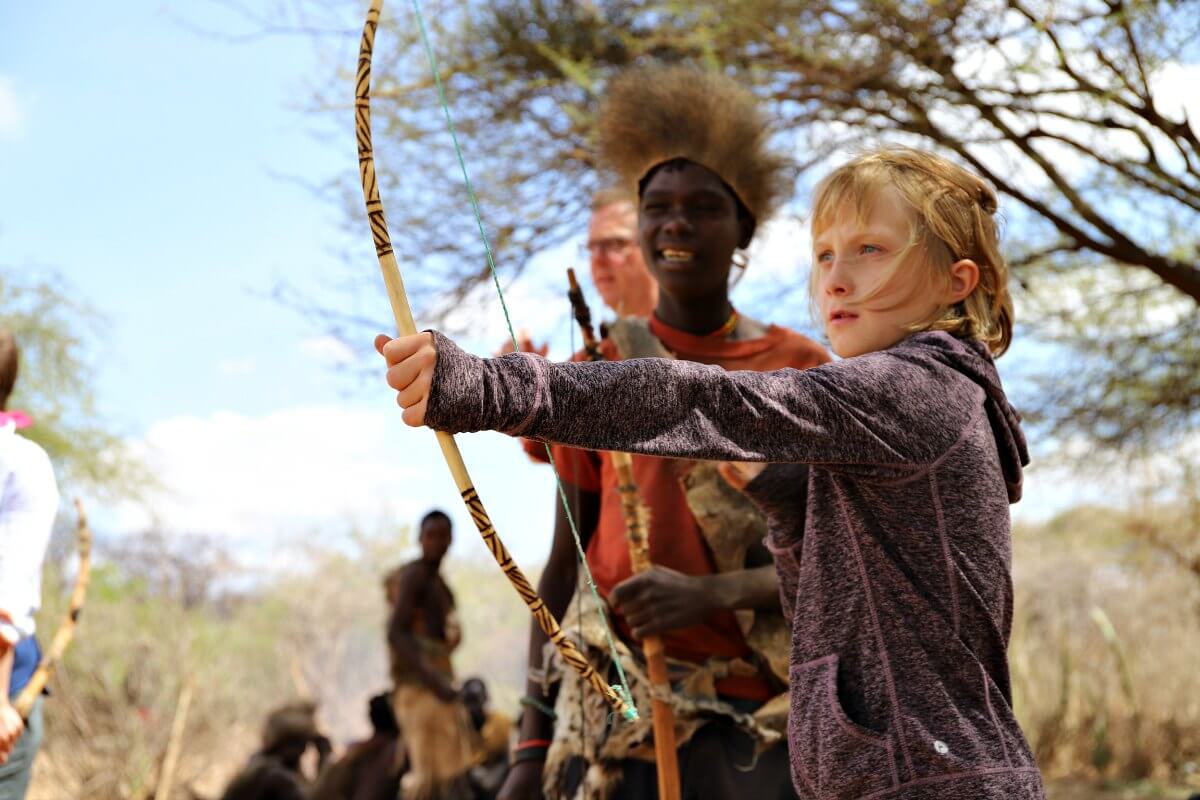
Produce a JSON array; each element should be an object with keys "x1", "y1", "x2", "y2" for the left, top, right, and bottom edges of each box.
[{"x1": 424, "y1": 329, "x2": 1045, "y2": 800}]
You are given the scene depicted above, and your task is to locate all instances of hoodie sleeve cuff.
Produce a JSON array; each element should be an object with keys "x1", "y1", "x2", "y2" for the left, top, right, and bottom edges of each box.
[{"x1": 425, "y1": 331, "x2": 548, "y2": 436}]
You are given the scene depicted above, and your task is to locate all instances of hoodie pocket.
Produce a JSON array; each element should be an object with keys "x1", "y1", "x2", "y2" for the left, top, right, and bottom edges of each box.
[{"x1": 788, "y1": 655, "x2": 897, "y2": 799}]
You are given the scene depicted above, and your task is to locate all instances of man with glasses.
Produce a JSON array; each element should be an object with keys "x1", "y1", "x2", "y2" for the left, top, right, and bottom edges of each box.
[
  {"x1": 502, "y1": 189, "x2": 657, "y2": 357},
  {"x1": 582, "y1": 187, "x2": 657, "y2": 320}
]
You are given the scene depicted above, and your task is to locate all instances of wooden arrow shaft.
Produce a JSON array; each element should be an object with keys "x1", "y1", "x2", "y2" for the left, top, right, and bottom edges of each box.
[{"x1": 567, "y1": 269, "x2": 681, "y2": 800}]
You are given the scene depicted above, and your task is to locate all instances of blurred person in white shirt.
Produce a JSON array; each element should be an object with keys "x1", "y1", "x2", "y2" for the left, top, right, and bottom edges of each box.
[{"x1": 0, "y1": 330, "x2": 59, "y2": 800}]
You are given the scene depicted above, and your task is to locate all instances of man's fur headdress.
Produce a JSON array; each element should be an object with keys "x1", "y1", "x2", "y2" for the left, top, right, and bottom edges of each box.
[{"x1": 596, "y1": 66, "x2": 790, "y2": 223}]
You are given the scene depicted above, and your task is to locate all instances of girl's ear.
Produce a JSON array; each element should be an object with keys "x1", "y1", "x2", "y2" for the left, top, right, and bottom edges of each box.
[
  {"x1": 738, "y1": 216, "x2": 757, "y2": 250},
  {"x1": 946, "y1": 258, "x2": 980, "y2": 303}
]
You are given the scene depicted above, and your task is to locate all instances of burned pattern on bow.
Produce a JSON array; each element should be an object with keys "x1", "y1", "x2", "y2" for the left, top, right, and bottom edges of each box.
[{"x1": 355, "y1": 0, "x2": 636, "y2": 722}]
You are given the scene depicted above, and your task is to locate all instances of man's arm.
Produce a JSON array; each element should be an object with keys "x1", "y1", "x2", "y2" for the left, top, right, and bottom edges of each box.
[
  {"x1": 387, "y1": 565, "x2": 456, "y2": 702},
  {"x1": 521, "y1": 486, "x2": 599, "y2": 719},
  {"x1": 499, "y1": 486, "x2": 599, "y2": 800},
  {"x1": 608, "y1": 564, "x2": 779, "y2": 640},
  {"x1": 708, "y1": 563, "x2": 781, "y2": 610}
]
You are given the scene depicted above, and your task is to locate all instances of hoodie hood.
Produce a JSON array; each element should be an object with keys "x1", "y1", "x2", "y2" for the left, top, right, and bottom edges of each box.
[{"x1": 907, "y1": 332, "x2": 1029, "y2": 503}]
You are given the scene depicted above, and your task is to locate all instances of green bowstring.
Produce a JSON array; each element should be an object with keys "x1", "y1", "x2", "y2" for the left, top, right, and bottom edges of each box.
[{"x1": 408, "y1": 0, "x2": 637, "y2": 722}]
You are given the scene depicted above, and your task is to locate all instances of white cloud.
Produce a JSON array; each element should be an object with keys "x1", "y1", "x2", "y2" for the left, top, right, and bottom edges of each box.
[
  {"x1": 0, "y1": 76, "x2": 26, "y2": 140},
  {"x1": 1150, "y1": 61, "x2": 1200, "y2": 137},
  {"x1": 106, "y1": 405, "x2": 562, "y2": 565},
  {"x1": 112, "y1": 406, "x2": 417, "y2": 539},
  {"x1": 99, "y1": 395, "x2": 1187, "y2": 568},
  {"x1": 1014, "y1": 432, "x2": 1200, "y2": 523},
  {"x1": 301, "y1": 335, "x2": 357, "y2": 366},
  {"x1": 1013, "y1": 461, "x2": 1109, "y2": 522},
  {"x1": 217, "y1": 356, "x2": 257, "y2": 376}
]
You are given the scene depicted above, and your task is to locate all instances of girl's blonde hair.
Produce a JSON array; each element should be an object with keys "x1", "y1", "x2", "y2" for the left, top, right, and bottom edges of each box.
[{"x1": 810, "y1": 149, "x2": 1014, "y2": 355}]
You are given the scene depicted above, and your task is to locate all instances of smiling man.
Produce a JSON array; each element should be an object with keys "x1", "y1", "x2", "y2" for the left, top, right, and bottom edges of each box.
[{"x1": 496, "y1": 68, "x2": 830, "y2": 800}]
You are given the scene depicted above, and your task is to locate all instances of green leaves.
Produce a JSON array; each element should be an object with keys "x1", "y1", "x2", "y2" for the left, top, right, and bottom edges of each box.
[{"x1": 0, "y1": 270, "x2": 150, "y2": 500}]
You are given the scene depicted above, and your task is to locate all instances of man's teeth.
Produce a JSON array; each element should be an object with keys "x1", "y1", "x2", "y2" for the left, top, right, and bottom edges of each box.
[{"x1": 661, "y1": 249, "x2": 694, "y2": 262}]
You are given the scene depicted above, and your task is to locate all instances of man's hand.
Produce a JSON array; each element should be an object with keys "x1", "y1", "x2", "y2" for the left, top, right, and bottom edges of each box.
[
  {"x1": 497, "y1": 760, "x2": 545, "y2": 800},
  {"x1": 717, "y1": 461, "x2": 767, "y2": 491},
  {"x1": 609, "y1": 566, "x2": 718, "y2": 639},
  {"x1": 0, "y1": 700, "x2": 24, "y2": 765},
  {"x1": 495, "y1": 328, "x2": 549, "y2": 358},
  {"x1": 375, "y1": 333, "x2": 437, "y2": 427}
]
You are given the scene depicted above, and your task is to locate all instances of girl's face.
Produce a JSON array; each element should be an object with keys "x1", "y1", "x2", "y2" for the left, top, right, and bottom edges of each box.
[
  {"x1": 637, "y1": 161, "x2": 753, "y2": 303},
  {"x1": 813, "y1": 191, "x2": 944, "y2": 358}
]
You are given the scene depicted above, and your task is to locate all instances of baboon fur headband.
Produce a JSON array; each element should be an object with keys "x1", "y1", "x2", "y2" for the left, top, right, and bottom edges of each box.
[{"x1": 596, "y1": 66, "x2": 790, "y2": 223}]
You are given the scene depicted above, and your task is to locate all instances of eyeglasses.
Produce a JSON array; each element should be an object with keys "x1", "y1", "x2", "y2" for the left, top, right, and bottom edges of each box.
[{"x1": 582, "y1": 237, "x2": 634, "y2": 257}]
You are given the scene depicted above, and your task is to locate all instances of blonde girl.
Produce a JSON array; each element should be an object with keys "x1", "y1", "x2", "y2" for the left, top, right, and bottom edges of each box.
[{"x1": 376, "y1": 149, "x2": 1044, "y2": 800}]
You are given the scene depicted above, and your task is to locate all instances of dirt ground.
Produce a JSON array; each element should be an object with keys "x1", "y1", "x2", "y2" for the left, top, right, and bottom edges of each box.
[{"x1": 1047, "y1": 780, "x2": 1200, "y2": 799}]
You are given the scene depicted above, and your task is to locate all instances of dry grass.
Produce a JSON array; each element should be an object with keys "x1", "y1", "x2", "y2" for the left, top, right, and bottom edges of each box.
[
  {"x1": 1011, "y1": 503, "x2": 1200, "y2": 788},
  {"x1": 23, "y1": 500, "x2": 1200, "y2": 798}
]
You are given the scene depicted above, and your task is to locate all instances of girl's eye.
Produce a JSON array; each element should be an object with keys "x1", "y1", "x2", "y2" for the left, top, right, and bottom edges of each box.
[
  {"x1": 861, "y1": 244, "x2": 882, "y2": 255},
  {"x1": 816, "y1": 251, "x2": 833, "y2": 264}
]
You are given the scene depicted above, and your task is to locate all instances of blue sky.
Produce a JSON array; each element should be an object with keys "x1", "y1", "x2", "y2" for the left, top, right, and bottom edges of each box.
[
  {"x1": 1, "y1": 2, "x2": 356, "y2": 424},
  {"x1": 1, "y1": 2, "x2": 1150, "y2": 568},
  {"x1": 0, "y1": 2, "x2": 616, "y2": 566}
]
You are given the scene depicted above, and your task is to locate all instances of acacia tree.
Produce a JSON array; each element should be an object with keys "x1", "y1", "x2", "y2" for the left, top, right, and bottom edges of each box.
[
  {"x1": 0, "y1": 270, "x2": 146, "y2": 498},
  {"x1": 292, "y1": 0, "x2": 1199, "y2": 448}
]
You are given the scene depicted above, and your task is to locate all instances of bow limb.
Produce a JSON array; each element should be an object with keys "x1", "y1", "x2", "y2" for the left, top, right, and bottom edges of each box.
[
  {"x1": 14, "y1": 499, "x2": 92, "y2": 720},
  {"x1": 355, "y1": 0, "x2": 634, "y2": 721},
  {"x1": 567, "y1": 270, "x2": 682, "y2": 800}
]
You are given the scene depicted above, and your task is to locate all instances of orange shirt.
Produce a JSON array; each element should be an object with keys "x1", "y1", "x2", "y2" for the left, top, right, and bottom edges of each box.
[{"x1": 545, "y1": 316, "x2": 830, "y2": 700}]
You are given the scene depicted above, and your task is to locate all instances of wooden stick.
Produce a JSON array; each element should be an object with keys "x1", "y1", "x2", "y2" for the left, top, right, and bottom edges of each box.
[
  {"x1": 154, "y1": 678, "x2": 195, "y2": 800},
  {"x1": 566, "y1": 269, "x2": 682, "y2": 800},
  {"x1": 356, "y1": 1, "x2": 633, "y2": 721},
  {"x1": 15, "y1": 498, "x2": 92, "y2": 719}
]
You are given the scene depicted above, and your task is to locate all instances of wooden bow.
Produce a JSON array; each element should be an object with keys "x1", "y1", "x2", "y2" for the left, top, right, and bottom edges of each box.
[
  {"x1": 14, "y1": 499, "x2": 92, "y2": 719},
  {"x1": 355, "y1": 0, "x2": 634, "y2": 721},
  {"x1": 566, "y1": 269, "x2": 681, "y2": 800}
]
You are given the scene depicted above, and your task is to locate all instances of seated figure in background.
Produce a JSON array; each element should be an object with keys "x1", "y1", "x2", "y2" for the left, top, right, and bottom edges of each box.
[
  {"x1": 220, "y1": 701, "x2": 331, "y2": 800},
  {"x1": 460, "y1": 678, "x2": 512, "y2": 800},
  {"x1": 309, "y1": 692, "x2": 403, "y2": 800}
]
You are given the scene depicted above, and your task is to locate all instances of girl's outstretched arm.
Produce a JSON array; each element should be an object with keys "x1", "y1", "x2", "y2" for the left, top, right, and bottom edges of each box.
[{"x1": 379, "y1": 331, "x2": 975, "y2": 472}]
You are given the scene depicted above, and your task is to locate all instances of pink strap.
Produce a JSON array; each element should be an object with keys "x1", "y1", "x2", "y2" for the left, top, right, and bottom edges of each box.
[{"x1": 0, "y1": 410, "x2": 33, "y2": 429}]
